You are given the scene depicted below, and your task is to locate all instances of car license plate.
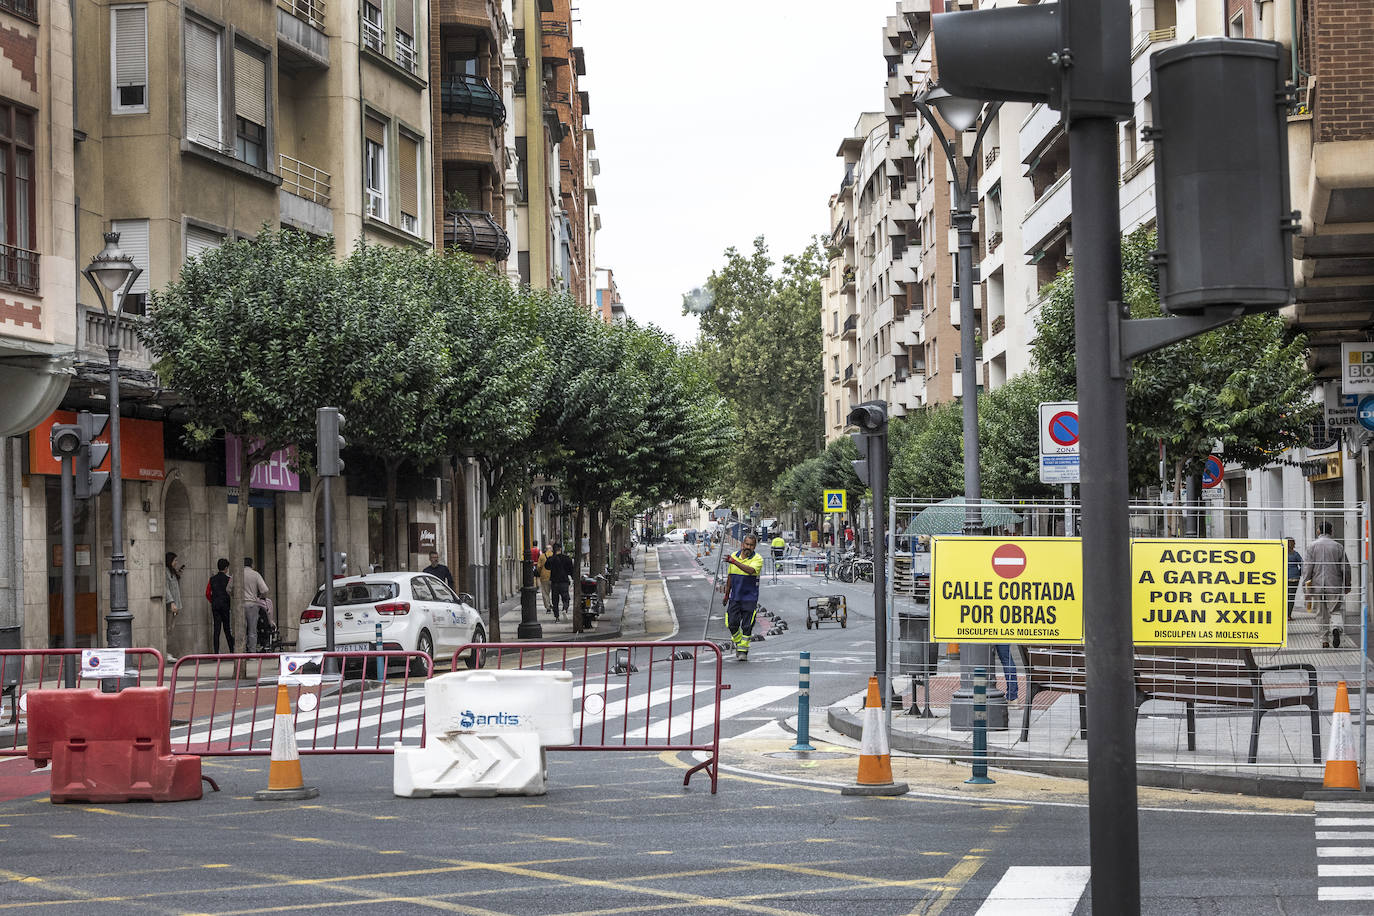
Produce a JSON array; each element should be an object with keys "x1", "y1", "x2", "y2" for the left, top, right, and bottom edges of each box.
[{"x1": 336, "y1": 642, "x2": 371, "y2": 652}]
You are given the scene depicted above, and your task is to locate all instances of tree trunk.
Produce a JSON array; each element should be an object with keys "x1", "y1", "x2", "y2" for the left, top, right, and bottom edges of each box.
[
  {"x1": 229, "y1": 445, "x2": 254, "y2": 654},
  {"x1": 383, "y1": 457, "x2": 401, "y2": 570},
  {"x1": 486, "y1": 509, "x2": 502, "y2": 642},
  {"x1": 448, "y1": 460, "x2": 464, "y2": 595},
  {"x1": 571, "y1": 504, "x2": 585, "y2": 634}
]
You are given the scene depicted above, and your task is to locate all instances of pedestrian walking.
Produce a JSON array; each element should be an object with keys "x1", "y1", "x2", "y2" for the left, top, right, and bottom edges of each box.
[
  {"x1": 423, "y1": 550, "x2": 455, "y2": 589},
  {"x1": 844, "y1": 523, "x2": 855, "y2": 549},
  {"x1": 240, "y1": 557, "x2": 270, "y2": 652},
  {"x1": 164, "y1": 552, "x2": 184, "y2": 620},
  {"x1": 545, "y1": 543, "x2": 575, "y2": 622},
  {"x1": 207, "y1": 558, "x2": 234, "y2": 654},
  {"x1": 994, "y1": 644, "x2": 1020, "y2": 704},
  {"x1": 723, "y1": 534, "x2": 764, "y2": 661},
  {"x1": 823, "y1": 519, "x2": 833, "y2": 546},
  {"x1": 1286, "y1": 537, "x2": 1303, "y2": 621},
  {"x1": 537, "y1": 543, "x2": 553, "y2": 611},
  {"x1": 1303, "y1": 521, "x2": 1351, "y2": 648}
]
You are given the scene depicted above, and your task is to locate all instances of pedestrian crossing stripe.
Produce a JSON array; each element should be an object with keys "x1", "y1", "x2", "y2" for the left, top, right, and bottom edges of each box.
[{"x1": 1315, "y1": 801, "x2": 1374, "y2": 902}]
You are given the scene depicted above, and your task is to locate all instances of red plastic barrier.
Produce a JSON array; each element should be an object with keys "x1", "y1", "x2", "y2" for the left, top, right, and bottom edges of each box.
[{"x1": 26, "y1": 687, "x2": 202, "y2": 803}]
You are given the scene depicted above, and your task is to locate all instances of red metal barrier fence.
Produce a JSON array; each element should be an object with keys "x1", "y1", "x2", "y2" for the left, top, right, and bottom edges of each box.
[
  {"x1": 167, "y1": 651, "x2": 430, "y2": 756},
  {"x1": 451, "y1": 641, "x2": 727, "y2": 792},
  {"x1": 1, "y1": 648, "x2": 165, "y2": 755}
]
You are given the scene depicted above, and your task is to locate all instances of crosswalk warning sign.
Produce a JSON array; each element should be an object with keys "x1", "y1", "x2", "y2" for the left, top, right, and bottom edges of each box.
[{"x1": 824, "y1": 490, "x2": 846, "y2": 513}]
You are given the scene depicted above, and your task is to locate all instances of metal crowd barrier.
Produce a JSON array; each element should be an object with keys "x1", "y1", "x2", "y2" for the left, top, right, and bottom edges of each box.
[
  {"x1": 167, "y1": 651, "x2": 430, "y2": 756},
  {"x1": 1, "y1": 648, "x2": 165, "y2": 755},
  {"x1": 452, "y1": 640, "x2": 728, "y2": 793}
]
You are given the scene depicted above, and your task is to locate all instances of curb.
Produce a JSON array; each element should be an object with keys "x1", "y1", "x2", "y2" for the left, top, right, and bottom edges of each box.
[{"x1": 827, "y1": 705, "x2": 1324, "y2": 799}]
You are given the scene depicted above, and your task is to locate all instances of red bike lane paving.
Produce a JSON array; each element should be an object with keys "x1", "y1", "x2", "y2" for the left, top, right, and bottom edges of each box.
[{"x1": 0, "y1": 756, "x2": 49, "y2": 801}]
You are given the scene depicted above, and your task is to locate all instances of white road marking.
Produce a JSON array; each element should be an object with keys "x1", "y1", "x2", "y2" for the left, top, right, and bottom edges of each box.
[
  {"x1": 1317, "y1": 818, "x2": 1374, "y2": 827},
  {"x1": 973, "y1": 866, "x2": 1092, "y2": 915},
  {"x1": 1318, "y1": 847, "x2": 1374, "y2": 857}
]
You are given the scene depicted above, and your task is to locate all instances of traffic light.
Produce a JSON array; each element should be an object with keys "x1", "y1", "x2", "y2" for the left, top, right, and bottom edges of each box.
[
  {"x1": 850, "y1": 433, "x2": 871, "y2": 487},
  {"x1": 931, "y1": 1, "x2": 1132, "y2": 120},
  {"x1": 848, "y1": 401, "x2": 888, "y2": 488},
  {"x1": 1149, "y1": 39, "x2": 1296, "y2": 315},
  {"x1": 316, "y1": 407, "x2": 346, "y2": 477},
  {"x1": 50, "y1": 423, "x2": 82, "y2": 461},
  {"x1": 74, "y1": 411, "x2": 110, "y2": 499},
  {"x1": 848, "y1": 401, "x2": 888, "y2": 434}
]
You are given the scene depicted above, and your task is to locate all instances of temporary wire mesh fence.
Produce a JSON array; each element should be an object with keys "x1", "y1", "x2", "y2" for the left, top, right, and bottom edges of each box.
[{"x1": 887, "y1": 497, "x2": 1368, "y2": 779}]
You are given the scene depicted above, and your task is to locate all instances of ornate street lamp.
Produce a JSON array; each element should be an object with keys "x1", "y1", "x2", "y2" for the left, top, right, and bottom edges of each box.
[
  {"x1": 81, "y1": 232, "x2": 141, "y2": 651},
  {"x1": 910, "y1": 87, "x2": 1003, "y2": 730}
]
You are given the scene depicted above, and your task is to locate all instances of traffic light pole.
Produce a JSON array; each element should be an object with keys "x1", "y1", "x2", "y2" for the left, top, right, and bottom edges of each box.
[
  {"x1": 104, "y1": 344, "x2": 132, "y2": 652},
  {"x1": 1071, "y1": 116, "x2": 1141, "y2": 915},
  {"x1": 60, "y1": 454, "x2": 76, "y2": 687}
]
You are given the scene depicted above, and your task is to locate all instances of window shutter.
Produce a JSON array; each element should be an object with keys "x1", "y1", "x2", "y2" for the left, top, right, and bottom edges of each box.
[
  {"x1": 399, "y1": 134, "x2": 418, "y2": 215},
  {"x1": 395, "y1": 0, "x2": 415, "y2": 35},
  {"x1": 364, "y1": 116, "x2": 385, "y2": 147},
  {"x1": 184, "y1": 20, "x2": 221, "y2": 147},
  {"x1": 233, "y1": 46, "x2": 266, "y2": 127},
  {"x1": 113, "y1": 7, "x2": 147, "y2": 88},
  {"x1": 184, "y1": 224, "x2": 224, "y2": 261},
  {"x1": 110, "y1": 219, "x2": 150, "y2": 295}
]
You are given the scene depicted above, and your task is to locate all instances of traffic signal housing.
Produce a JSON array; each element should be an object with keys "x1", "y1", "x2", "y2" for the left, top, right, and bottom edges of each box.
[
  {"x1": 848, "y1": 401, "x2": 889, "y2": 489},
  {"x1": 316, "y1": 407, "x2": 346, "y2": 477},
  {"x1": 74, "y1": 412, "x2": 111, "y2": 499},
  {"x1": 931, "y1": 1, "x2": 1132, "y2": 120},
  {"x1": 50, "y1": 423, "x2": 82, "y2": 460},
  {"x1": 1149, "y1": 39, "x2": 1296, "y2": 315}
]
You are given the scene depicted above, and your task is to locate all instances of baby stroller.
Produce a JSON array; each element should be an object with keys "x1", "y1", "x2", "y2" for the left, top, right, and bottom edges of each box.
[{"x1": 251, "y1": 598, "x2": 289, "y2": 652}]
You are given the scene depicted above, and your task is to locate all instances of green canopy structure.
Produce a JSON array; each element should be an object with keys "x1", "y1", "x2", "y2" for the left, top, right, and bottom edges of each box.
[{"x1": 903, "y1": 496, "x2": 1025, "y2": 536}]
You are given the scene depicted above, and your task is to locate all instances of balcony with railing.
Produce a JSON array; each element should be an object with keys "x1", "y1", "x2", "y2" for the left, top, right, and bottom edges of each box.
[
  {"x1": 842, "y1": 313, "x2": 858, "y2": 338},
  {"x1": 444, "y1": 210, "x2": 510, "y2": 260},
  {"x1": 279, "y1": 153, "x2": 333, "y2": 234},
  {"x1": 438, "y1": 0, "x2": 501, "y2": 33},
  {"x1": 441, "y1": 75, "x2": 506, "y2": 125},
  {"x1": 541, "y1": 20, "x2": 570, "y2": 39},
  {"x1": 843, "y1": 364, "x2": 857, "y2": 387},
  {"x1": 277, "y1": 0, "x2": 328, "y2": 68},
  {"x1": 0, "y1": 243, "x2": 38, "y2": 294},
  {"x1": 83, "y1": 308, "x2": 154, "y2": 370}
]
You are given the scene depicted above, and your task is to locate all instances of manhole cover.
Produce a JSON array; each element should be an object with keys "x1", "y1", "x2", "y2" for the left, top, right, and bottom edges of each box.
[{"x1": 764, "y1": 751, "x2": 852, "y2": 760}]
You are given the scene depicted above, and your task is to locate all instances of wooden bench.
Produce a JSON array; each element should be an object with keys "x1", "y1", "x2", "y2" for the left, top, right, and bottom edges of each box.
[{"x1": 1020, "y1": 645, "x2": 1321, "y2": 764}]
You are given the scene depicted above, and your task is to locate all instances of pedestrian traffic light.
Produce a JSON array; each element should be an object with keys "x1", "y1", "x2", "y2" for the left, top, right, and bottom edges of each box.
[
  {"x1": 1148, "y1": 39, "x2": 1296, "y2": 315},
  {"x1": 931, "y1": 1, "x2": 1132, "y2": 120},
  {"x1": 316, "y1": 407, "x2": 346, "y2": 477},
  {"x1": 74, "y1": 411, "x2": 111, "y2": 499}
]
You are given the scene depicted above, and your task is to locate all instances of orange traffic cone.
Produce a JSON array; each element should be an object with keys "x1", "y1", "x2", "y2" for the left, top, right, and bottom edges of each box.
[
  {"x1": 841, "y1": 676, "x2": 909, "y2": 796},
  {"x1": 1324, "y1": 680, "x2": 1359, "y2": 790},
  {"x1": 947, "y1": 642, "x2": 960, "y2": 660},
  {"x1": 255, "y1": 684, "x2": 319, "y2": 801}
]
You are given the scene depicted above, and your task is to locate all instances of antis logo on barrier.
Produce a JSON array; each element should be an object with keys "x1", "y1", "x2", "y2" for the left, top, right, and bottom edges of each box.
[{"x1": 458, "y1": 710, "x2": 522, "y2": 728}]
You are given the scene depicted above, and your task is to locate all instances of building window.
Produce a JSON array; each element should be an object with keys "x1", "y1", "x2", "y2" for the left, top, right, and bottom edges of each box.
[
  {"x1": 364, "y1": 116, "x2": 387, "y2": 220},
  {"x1": 233, "y1": 45, "x2": 268, "y2": 168},
  {"x1": 398, "y1": 131, "x2": 421, "y2": 235},
  {"x1": 1121, "y1": 118, "x2": 1137, "y2": 171},
  {"x1": 395, "y1": 30, "x2": 416, "y2": 73},
  {"x1": 184, "y1": 18, "x2": 223, "y2": 150},
  {"x1": 110, "y1": 218, "x2": 150, "y2": 313},
  {"x1": 185, "y1": 223, "x2": 225, "y2": 261},
  {"x1": 0, "y1": 103, "x2": 36, "y2": 292},
  {"x1": 362, "y1": 2, "x2": 384, "y2": 54},
  {"x1": 111, "y1": 6, "x2": 148, "y2": 113}
]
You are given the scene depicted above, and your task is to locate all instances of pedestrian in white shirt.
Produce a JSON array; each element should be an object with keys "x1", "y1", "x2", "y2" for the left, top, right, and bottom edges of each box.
[{"x1": 241, "y1": 557, "x2": 270, "y2": 652}]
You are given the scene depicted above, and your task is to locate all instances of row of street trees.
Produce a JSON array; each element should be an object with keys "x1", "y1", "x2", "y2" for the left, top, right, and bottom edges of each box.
[
  {"x1": 764, "y1": 227, "x2": 1318, "y2": 519},
  {"x1": 142, "y1": 229, "x2": 734, "y2": 638}
]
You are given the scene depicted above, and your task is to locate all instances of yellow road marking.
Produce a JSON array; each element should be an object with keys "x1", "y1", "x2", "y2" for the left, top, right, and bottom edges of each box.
[{"x1": 906, "y1": 854, "x2": 985, "y2": 916}]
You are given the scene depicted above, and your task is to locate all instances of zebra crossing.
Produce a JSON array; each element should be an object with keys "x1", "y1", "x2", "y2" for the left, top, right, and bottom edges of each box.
[
  {"x1": 170, "y1": 677, "x2": 795, "y2": 753},
  {"x1": 1316, "y1": 801, "x2": 1374, "y2": 903}
]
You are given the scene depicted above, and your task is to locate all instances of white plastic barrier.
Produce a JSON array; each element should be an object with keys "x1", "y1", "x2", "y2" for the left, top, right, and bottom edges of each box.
[{"x1": 394, "y1": 669, "x2": 574, "y2": 797}]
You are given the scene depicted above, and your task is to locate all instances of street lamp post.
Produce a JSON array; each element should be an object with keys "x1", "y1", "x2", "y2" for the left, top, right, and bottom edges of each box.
[
  {"x1": 81, "y1": 232, "x2": 141, "y2": 652},
  {"x1": 910, "y1": 88, "x2": 1005, "y2": 730},
  {"x1": 517, "y1": 481, "x2": 542, "y2": 639}
]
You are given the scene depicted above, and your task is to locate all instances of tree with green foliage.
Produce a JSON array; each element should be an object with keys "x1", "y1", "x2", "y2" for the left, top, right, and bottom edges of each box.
[
  {"x1": 979, "y1": 372, "x2": 1065, "y2": 500},
  {"x1": 890, "y1": 401, "x2": 965, "y2": 498},
  {"x1": 1031, "y1": 226, "x2": 1317, "y2": 490},
  {"x1": 694, "y1": 237, "x2": 825, "y2": 506},
  {"x1": 142, "y1": 228, "x2": 351, "y2": 639}
]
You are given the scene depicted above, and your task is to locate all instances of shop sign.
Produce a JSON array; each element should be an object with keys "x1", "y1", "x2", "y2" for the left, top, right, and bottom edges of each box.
[
  {"x1": 29, "y1": 411, "x2": 165, "y2": 480},
  {"x1": 225, "y1": 436, "x2": 301, "y2": 492},
  {"x1": 409, "y1": 522, "x2": 437, "y2": 554}
]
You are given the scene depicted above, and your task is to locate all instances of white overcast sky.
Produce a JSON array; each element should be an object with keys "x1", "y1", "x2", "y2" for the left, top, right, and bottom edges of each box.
[{"x1": 576, "y1": 1, "x2": 897, "y2": 343}]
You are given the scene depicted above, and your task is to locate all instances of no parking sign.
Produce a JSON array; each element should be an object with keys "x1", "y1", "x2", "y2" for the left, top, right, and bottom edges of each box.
[{"x1": 1038, "y1": 401, "x2": 1080, "y2": 485}]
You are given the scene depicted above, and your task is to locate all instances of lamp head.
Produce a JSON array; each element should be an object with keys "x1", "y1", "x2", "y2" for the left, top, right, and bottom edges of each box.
[
  {"x1": 683, "y1": 286, "x2": 713, "y2": 315},
  {"x1": 920, "y1": 86, "x2": 984, "y2": 133},
  {"x1": 83, "y1": 232, "x2": 138, "y2": 311}
]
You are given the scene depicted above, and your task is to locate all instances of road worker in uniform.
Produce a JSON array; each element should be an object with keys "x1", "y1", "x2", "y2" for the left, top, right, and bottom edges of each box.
[{"x1": 724, "y1": 534, "x2": 764, "y2": 660}]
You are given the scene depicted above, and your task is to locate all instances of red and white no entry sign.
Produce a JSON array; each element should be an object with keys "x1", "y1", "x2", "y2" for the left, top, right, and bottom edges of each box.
[{"x1": 991, "y1": 543, "x2": 1027, "y2": 579}]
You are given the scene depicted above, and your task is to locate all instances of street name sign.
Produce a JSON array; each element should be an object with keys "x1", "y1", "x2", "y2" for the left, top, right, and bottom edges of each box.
[
  {"x1": 1038, "y1": 401, "x2": 1080, "y2": 484},
  {"x1": 823, "y1": 489, "x2": 846, "y2": 513},
  {"x1": 930, "y1": 536, "x2": 1084, "y2": 643},
  {"x1": 1341, "y1": 342, "x2": 1374, "y2": 394},
  {"x1": 1131, "y1": 539, "x2": 1286, "y2": 646}
]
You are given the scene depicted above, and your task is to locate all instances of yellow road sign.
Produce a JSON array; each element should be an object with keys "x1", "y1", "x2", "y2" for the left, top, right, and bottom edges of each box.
[
  {"x1": 823, "y1": 489, "x2": 846, "y2": 513},
  {"x1": 1131, "y1": 539, "x2": 1286, "y2": 646},
  {"x1": 930, "y1": 537, "x2": 1084, "y2": 644}
]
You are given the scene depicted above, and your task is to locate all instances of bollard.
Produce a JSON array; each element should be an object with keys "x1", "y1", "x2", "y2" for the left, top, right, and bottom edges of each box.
[
  {"x1": 790, "y1": 651, "x2": 816, "y2": 751},
  {"x1": 966, "y1": 666, "x2": 995, "y2": 785},
  {"x1": 375, "y1": 622, "x2": 385, "y2": 682}
]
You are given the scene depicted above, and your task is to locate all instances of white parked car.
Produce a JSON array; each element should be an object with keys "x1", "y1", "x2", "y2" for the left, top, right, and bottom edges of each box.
[
  {"x1": 298, "y1": 572, "x2": 485, "y2": 674},
  {"x1": 662, "y1": 528, "x2": 688, "y2": 543}
]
